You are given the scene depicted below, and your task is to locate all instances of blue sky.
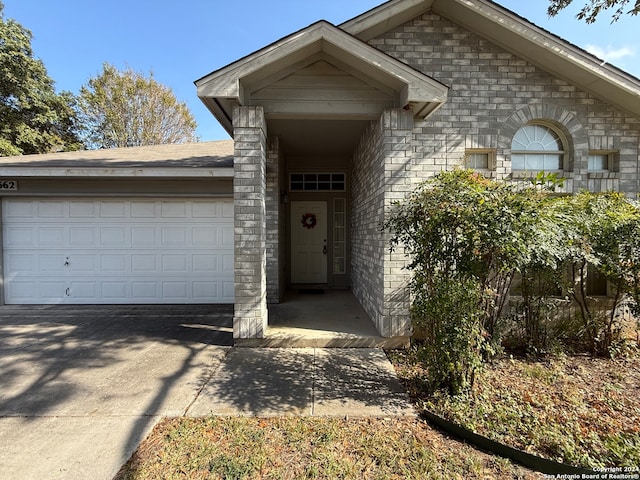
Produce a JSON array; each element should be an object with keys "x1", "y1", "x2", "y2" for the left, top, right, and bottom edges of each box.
[{"x1": 4, "y1": 0, "x2": 638, "y2": 142}]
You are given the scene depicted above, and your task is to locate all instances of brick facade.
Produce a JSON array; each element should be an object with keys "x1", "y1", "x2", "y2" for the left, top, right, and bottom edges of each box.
[
  {"x1": 228, "y1": 8, "x2": 640, "y2": 342},
  {"x1": 369, "y1": 13, "x2": 640, "y2": 194}
]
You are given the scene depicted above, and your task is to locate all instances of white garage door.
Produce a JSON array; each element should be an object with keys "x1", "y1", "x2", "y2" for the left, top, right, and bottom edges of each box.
[{"x1": 2, "y1": 198, "x2": 234, "y2": 304}]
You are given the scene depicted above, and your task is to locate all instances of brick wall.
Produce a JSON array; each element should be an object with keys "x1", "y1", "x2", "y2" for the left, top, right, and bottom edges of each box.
[
  {"x1": 266, "y1": 136, "x2": 284, "y2": 304},
  {"x1": 352, "y1": 109, "x2": 413, "y2": 338},
  {"x1": 369, "y1": 13, "x2": 640, "y2": 195},
  {"x1": 352, "y1": 114, "x2": 385, "y2": 333}
]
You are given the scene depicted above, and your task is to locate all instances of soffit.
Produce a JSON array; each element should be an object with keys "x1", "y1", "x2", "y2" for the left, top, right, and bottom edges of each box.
[{"x1": 341, "y1": 0, "x2": 640, "y2": 119}]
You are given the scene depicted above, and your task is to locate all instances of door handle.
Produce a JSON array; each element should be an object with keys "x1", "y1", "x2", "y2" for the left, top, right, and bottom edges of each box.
[{"x1": 323, "y1": 245, "x2": 327, "y2": 255}]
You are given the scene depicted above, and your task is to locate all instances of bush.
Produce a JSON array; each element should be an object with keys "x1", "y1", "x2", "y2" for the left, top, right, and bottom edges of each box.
[{"x1": 412, "y1": 277, "x2": 485, "y2": 395}]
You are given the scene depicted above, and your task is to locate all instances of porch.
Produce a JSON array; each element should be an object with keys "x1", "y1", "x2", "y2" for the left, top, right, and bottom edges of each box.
[{"x1": 235, "y1": 289, "x2": 410, "y2": 348}]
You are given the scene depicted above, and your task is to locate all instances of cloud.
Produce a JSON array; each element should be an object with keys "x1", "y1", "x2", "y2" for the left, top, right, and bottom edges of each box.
[{"x1": 585, "y1": 44, "x2": 635, "y2": 62}]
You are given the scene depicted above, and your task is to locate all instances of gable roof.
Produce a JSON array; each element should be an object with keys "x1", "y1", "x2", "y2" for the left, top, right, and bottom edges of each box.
[
  {"x1": 341, "y1": 0, "x2": 640, "y2": 119},
  {"x1": 195, "y1": 21, "x2": 449, "y2": 136},
  {"x1": 0, "y1": 140, "x2": 235, "y2": 177}
]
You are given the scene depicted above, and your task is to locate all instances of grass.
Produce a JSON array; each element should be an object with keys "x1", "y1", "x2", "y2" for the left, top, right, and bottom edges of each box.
[
  {"x1": 114, "y1": 349, "x2": 640, "y2": 479},
  {"x1": 390, "y1": 349, "x2": 640, "y2": 470},
  {"x1": 114, "y1": 416, "x2": 539, "y2": 479}
]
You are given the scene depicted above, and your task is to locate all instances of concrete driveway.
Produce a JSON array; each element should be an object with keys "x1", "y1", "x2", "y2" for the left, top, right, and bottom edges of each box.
[
  {"x1": 0, "y1": 305, "x2": 233, "y2": 480},
  {"x1": 0, "y1": 304, "x2": 415, "y2": 480}
]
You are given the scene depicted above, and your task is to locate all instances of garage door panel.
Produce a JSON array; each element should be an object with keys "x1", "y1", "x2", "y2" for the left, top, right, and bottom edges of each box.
[
  {"x1": 69, "y1": 200, "x2": 97, "y2": 217},
  {"x1": 71, "y1": 255, "x2": 97, "y2": 273},
  {"x1": 193, "y1": 254, "x2": 217, "y2": 272},
  {"x1": 3, "y1": 198, "x2": 234, "y2": 304},
  {"x1": 161, "y1": 227, "x2": 187, "y2": 246},
  {"x1": 70, "y1": 281, "x2": 97, "y2": 299},
  {"x1": 38, "y1": 201, "x2": 66, "y2": 218},
  {"x1": 100, "y1": 201, "x2": 127, "y2": 218},
  {"x1": 161, "y1": 202, "x2": 187, "y2": 218},
  {"x1": 5, "y1": 226, "x2": 34, "y2": 246},
  {"x1": 131, "y1": 201, "x2": 157, "y2": 218},
  {"x1": 101, "y1": 254, "x2": 128, "y2": 273},
  {"x1": 101, "y1": 282, "x2": 128, "y2": 300},
  {"x1": 163, "y1": 282, "x2": 188, "y2": 299},
  {"x1": 193, "y1": 226, "x2": 217, "y2": 245},
  {"x1": 162, "y1": 254, "x2": 188, "y2": 272},
  {"x1": 39, "y1": 227, "x2": 64, "y2": 246},
  {"x1": 39, "y1": 254, "x2": 65, "y2": 273},
  {"x1": 4, "y1": 200, "x2": 34, "y2": 219},
  {"x1": 132, "y1": 255, "x2": 157, "y2": 272},
  {"x1": 132, "y1": 226, "x2": 157, "y2": 245},
  {"x1": 69, "y1": 226, "x2": 96, "y2": 245},
  {"x1": 100, "y1": 227, "x2": 127, "y2": 245}
]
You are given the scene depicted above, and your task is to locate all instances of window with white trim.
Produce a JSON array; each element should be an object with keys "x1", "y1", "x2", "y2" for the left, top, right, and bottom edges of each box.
[{"x1": 511, "y1": 124, "x2": 565, "y2": 171}]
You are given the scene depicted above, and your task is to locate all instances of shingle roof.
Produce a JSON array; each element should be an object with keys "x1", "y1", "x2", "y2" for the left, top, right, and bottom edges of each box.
[{"x1": 0, "y1": 140, "x2": 234, "y2": 168}]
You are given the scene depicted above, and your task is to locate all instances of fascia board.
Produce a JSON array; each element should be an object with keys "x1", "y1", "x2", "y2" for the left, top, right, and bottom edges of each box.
[
  {"x1": 0, "y1": 167, "x2": 235, "y2": 178},
  {"x1": 341, "y1": 0, "x2": 434, "y2": 41}
]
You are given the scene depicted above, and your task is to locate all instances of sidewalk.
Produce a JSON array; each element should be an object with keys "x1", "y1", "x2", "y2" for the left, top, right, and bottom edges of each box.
[{"x1": 187, "y1": 348, "x2": 416, "y2": 417}]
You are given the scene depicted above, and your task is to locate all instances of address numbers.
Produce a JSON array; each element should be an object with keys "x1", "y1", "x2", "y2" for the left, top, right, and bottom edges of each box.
[{"x1": 0, "y1": 180, "x2": 18, "y2": 191}]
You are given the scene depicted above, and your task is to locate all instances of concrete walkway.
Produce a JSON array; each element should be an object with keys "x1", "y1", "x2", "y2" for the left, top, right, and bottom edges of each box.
[
  {"x1": 0, "y1": 306, "x2": 414, "y2": 480},
  {"x1": 188, "y1": 348, "x2": 415, "y2": 417}
]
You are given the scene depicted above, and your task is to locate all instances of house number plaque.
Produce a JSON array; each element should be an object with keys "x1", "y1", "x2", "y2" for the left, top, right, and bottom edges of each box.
[{"x1": 0, "y1": 180, "x2": 18, "y2": 191}]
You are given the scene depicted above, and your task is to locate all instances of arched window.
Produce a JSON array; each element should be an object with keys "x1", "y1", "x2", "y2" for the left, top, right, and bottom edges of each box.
[{"x1": 511, "y1": 124, "x2": 565, "y2": 170}]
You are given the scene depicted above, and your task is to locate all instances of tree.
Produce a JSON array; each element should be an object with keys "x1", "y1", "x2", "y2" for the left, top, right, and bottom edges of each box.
[
  {"x1": 0, "y1": 2, "x2": 82, "y2": 156},
  {"x1": 548, "y1": 0, "x2": 640, "y2": 23},
  {"x1": 77, "y1": 63, "x2": 197, "y2": 149}
]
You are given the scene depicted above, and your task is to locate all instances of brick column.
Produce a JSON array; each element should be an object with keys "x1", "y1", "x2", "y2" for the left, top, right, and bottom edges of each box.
[
  {"x1": 233, "y1": 106, "x2": 268, "y2": 339},
  {"x1": 382, "y1": 108, "x2": 413, "y2": 338}
]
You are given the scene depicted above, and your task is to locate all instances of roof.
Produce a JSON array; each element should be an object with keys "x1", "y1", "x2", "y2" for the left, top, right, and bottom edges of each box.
[
  {"x1": 340, "y1": 0, "x2": 640, "y2": 119},
  {"x1": 195, "y1": 21, "x2": 449, "y2": 136},
  {"x1": 0, "y1": 140, "x2": 235, "y2": 178}
]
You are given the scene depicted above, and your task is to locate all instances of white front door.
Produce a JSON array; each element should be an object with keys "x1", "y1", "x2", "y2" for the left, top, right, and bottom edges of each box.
[{"x1": 291, "y1": 201, "x2": 327, "y2": 284}]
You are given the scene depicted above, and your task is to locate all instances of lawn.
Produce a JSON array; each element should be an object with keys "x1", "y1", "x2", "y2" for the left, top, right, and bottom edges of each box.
[
  {"x1": 114, "y1": 353, "x2": 639, "y2": 479},
  {"x1": 114, "y1": 416, "x2": 538, "y2": 479}
]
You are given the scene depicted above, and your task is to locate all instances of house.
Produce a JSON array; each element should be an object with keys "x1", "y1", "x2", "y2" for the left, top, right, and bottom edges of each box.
[{"x1": 1, "y1": 0, "x2": 639, "y2": 346}]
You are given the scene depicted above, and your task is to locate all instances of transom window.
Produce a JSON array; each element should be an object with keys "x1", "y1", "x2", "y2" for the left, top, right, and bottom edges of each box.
[
  {"x1": 290, "y1": 173, "x2": 345, "y2": 192},
  {"x1": 511, "y1": 124, "x2": 565, "y2": 171}
]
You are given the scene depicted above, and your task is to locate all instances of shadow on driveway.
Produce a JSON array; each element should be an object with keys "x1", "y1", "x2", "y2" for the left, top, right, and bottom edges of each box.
[{"x1": 0, "y1": 304, "x2": 233, "y2": 480}]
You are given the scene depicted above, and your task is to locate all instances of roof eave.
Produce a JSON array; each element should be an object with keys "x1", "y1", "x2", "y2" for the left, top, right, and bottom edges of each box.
[
  {"x1": 0, "y1": 167, "x2": 235, "y2": 178},
  {"x1": 196, "y1": 20, "x2": 449, "y2": 126}
]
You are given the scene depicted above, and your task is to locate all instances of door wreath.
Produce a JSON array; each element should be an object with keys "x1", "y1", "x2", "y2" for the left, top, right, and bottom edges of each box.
[{"x1": 301, "y1": 213, "x2": 317, "y2": 229}]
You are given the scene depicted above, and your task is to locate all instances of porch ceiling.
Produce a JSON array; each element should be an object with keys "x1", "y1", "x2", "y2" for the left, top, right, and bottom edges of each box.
[
  {"x1": 195, "y1": 21, "x2": 449, "y2": 143},
  {"x1": 268, "y1": 119, "x2": 370, "y2": 158}
]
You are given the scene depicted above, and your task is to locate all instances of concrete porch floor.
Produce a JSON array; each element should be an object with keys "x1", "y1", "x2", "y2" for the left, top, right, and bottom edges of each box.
[{"x1": 236, "y1": 289, "x2": 410, "y2": 348}]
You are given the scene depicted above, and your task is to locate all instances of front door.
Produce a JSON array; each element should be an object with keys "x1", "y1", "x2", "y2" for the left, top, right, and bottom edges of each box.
[{"x1": 291, "y1": 201, "x2": 327, "y2": 284}]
